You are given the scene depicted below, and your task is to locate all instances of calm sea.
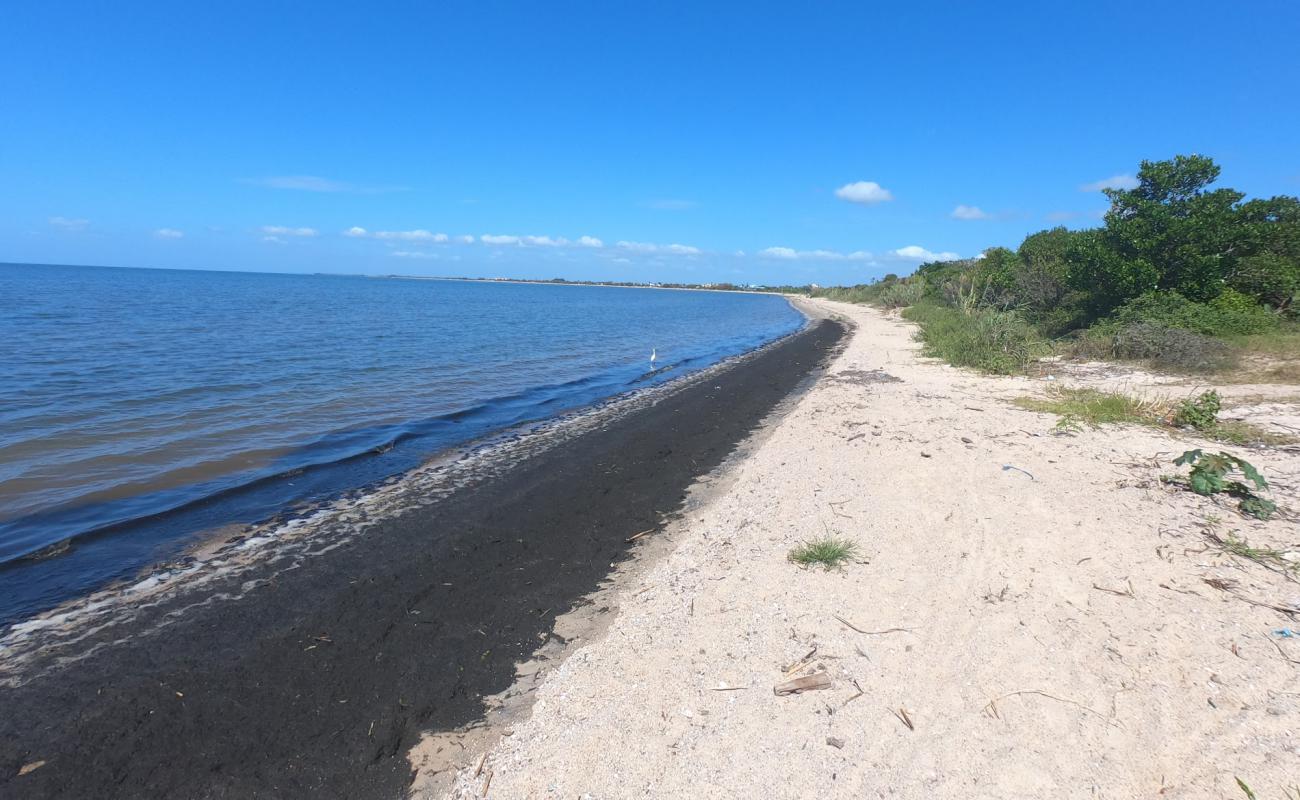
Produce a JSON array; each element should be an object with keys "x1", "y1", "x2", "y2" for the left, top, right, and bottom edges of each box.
[{"x1": 0, "y1": 263, "x2": 803, "y2": 624}]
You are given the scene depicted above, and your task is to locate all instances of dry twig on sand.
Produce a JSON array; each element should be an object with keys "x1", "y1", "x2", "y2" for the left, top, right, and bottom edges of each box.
[
  {"x1": 834, "y1": 615, "x2": 916, "y2": 635},
  {"x1": 983, "y1": 690, "x2": 1117, "y2": 727},
  {"x1": 891, "y1": 707, "x2": 915, "y2": 731}
]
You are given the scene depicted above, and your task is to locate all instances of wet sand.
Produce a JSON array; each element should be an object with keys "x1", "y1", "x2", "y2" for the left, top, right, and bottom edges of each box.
[{"x1": 0, "y1": 316, "x2": 845, "y2": 799}]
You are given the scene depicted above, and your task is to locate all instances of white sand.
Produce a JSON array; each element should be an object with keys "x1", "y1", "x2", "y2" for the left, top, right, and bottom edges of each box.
[{"x1": 443, "y1": 298, "x2": 1299, "y2": 799}]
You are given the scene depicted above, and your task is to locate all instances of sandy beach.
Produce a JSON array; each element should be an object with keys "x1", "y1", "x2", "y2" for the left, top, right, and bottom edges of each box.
[{"x1": 442, "y1": 297, "x2": 1300, "y2": 800}]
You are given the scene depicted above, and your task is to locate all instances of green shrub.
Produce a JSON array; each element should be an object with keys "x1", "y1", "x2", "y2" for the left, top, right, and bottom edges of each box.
[
  {"x1": 1115, "y1": 290, "x2": 1277, "y2": 336},
  {"x1": 902, "y1": 301, "x2": 1046, "y2": 374},
  {"x1": 1229, "y1": 253, "x2": 1298, "y2": 310},
  {"x1": 1111, "y1": 322, "x2": 1239, "y2": 372},
  {"x1": 877, "y1": 277, "x2": 926, "y2": 308},
  {"x1": 1173, "y1": 390, "x2": 1221, "y2": 430}
]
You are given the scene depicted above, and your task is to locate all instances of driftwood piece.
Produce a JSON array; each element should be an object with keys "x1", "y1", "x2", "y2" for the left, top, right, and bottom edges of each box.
[{"x1": 773, "y1": 671, "x2": 832, "y2": 696}]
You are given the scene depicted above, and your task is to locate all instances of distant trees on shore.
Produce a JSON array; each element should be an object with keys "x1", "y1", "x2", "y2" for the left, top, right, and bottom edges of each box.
[{"x1": 813, "y1": 155, "x2": 1299, "y2": 373}]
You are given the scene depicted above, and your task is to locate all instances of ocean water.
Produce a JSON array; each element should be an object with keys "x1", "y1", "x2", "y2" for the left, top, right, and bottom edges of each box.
[{"x1": 0, "y1": 263, "x2": 803, "y2": 624}]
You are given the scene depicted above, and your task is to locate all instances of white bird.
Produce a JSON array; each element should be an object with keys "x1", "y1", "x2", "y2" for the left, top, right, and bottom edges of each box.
[{"x1": 650, "y1": 348, "x2": 657, "y2": 368}]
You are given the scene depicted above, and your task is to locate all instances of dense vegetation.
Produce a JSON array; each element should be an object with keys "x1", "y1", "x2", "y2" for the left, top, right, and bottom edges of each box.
[{"x1": 811, "y1": 155, "x2": 1299, "y2": 374}]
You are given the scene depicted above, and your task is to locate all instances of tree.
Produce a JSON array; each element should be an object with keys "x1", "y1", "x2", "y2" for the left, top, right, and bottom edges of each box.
[
  {"x1": 1101, "y1": 154, "x2": 1244, "y2": 303},
  {"x1": 1230, "y1": 196, "x2": 1300, "y2": 309},
  {"x1": 974, "y1": 247, "x2": 1021, "y2": 306},
  {"x1": 1015, "y1": 227, "x2": 1073, "y2": 312}
]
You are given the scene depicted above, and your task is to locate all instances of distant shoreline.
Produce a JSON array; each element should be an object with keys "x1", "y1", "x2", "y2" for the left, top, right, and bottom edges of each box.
[{"x1": 372, "y1": 273, "x2": 797, "y2": 296}]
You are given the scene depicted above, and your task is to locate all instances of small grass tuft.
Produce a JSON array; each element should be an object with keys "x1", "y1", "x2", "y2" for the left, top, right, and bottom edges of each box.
[
  {"x1": 1016, "y1": 386, "x2": 1295, "y2": 446},
  {"x1": 1217, "y1": 532, "x2": 1294, "y2": 573},
  {"x1": 789, "y1": 536, "x2": 859, "y2": 570},
  {"x1": 1013, "y1": 386, "x2": 1172, "y2": 427}
]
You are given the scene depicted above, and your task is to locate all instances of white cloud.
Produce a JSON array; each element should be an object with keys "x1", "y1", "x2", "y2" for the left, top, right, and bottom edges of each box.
[
  {"x1": 616, "y1": 241, "x2": 700, "y2": 255},
  {"x1": 260, "y1": 225, "x2": 318, "y2": 237},
  {"x1": 49, "y1": 216, "x2": 89, "y2": 231},
  {"x1": 262, "y1": 236, "x2": 285, "y2": 244},
  {"x1": 759, "y1": 246, "x2": 873, "y2": 261},
  {"x1": 1080, "y1": 174, "x2": 1139, "y2": 192},
  {"x1": 951, "y1": 204, "x2": 990, "y2": 220},
  {"x1": 476, "y1": 233, "x2": 608, "y2": 248},
  {"x1": 344, "y1": 227, "x2": 449, "y2": 242},
  {"x1": 834, "y1": 181, "x2": 894, "y2": 205},
  {"x1": 153, "y1": 228, "x2": 184, "y2": 239},
  {"x1": 382, "y1": 230, "x2": 447, "y2": 242},
  {"x1": 616, "y1": 240, "x2": 658, "y2": 253},
  {"x1": 455, "y1": 235, "x2": 475, "y2": 244},
  {"x1": 392, "y1": 250, "x2": 437, "y2": 259},
  {"x1": 521, "y1": 235, "x2": 567, "y2": 247},
  {"x1": 890, "y1": 245, "x2": 960, "y2": 262}
]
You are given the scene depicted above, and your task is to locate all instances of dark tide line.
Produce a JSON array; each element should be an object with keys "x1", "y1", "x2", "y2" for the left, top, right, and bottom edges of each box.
[{"x1": 0, "y1": 317, "x2": 845, "y2": 800}]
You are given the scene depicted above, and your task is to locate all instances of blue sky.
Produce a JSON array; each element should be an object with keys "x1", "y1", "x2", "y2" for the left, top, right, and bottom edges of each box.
[{"x1": 2, "y1": 1, "x2": 1298, "y2": 285}]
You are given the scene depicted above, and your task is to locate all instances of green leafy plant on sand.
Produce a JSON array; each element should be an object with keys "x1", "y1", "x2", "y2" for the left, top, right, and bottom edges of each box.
[
  {"x1": 1172, "y1": 449, "x2": 1276, "y2": 520},
  {"x1": 788, "y1": 536, "x2": 859, "y2": 569},
  {"x1": 1173, "y1": 389, "x2": 1221, "y2": 430},
  {"x1": 1052, "y1": 414, "x2": 1085, "y2": 436}
]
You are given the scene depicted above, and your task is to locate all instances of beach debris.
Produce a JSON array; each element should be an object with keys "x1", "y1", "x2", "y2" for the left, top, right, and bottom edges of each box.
[
  {"x1": 833, "y1": 615, "x2": 916, "y2": 635},
  {"x1": 826, "y1": 736, "x2": 845, "y2": 749},
  {"x1": 891, "y1": 707, "x2": 915, "y2": 731},
  {"x1": 1001, "y1": 464, "x2": 1036, "y2": 480},
  {"x1": 625, "y1": 528, "x2": 655, "y2": 543},
  {"x1": 1092, "y1": 580, "x2": 1136, "y2": 598},
  {"x1": 783, "y1": 646, "x2": 819, "y2": 676},
  {"x1": 841, "y1": 678, "x2": 866, "y2": 708},
  {"x1": 961, "y1": 436, "x2": 974, "y2": 444},
  {"x1": 711, "y1": 684, "x2": 748, "y2": 691},
  {"x1": 481, "y1": 770, "x2": 493, "y2": 797},
  {"x1": 1265, "y1": 634, "x2": 1300, "y2": 665},
  {"x1": 474, "y1": 752, "x2": 487, "y2": 778},
  {"x1": 983, "y1": 690, "x2": 1115, "y2": 726},
  {"x1": 920, "y1": 451, "x2": 932, "y2": 458},
  {"x1": 18, "y1": 760, "x2": 46, "y2": 777},
  {"x1": 1273, "y1": 628, "x2": 1298, "y2": 638},
  {"x1": 774, "y1": 671, "x2": 832, "y2": 696}
]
